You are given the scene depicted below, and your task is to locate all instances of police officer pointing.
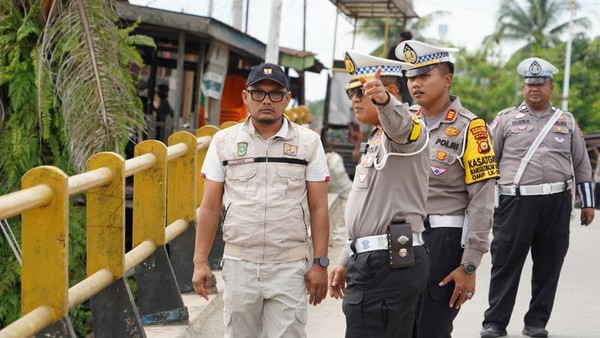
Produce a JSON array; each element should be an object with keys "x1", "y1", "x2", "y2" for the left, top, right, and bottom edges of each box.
[
  {"x1": 481, "y1": 57, "x2": 595, "y2": 338},
  {"x1": 328, "y1": 50, "x2": 431, "y2": 338}
]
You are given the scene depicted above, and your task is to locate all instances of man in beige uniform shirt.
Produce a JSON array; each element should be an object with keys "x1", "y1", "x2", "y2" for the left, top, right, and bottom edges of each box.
[
  {"x1": 328, "y1": 50, "x2": 430, "y2": 338},
  {"x1": 192, "y1": 63, "x2": 331, "y2": 337},
  {"x1": 481, "y1": 57, "x2": 595, "y2": 338},
  {"x1": 396, "y1": 40, "x2": 499, "y2": 338}
]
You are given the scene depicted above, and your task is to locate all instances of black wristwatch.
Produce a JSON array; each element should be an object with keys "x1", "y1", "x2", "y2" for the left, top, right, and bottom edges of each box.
[
  {"x1": 461, "y1": 263, "x2": 477, "y2": 275},
  {"x1": 313, "y1": 256, "x2": 329, "y2": 267}
]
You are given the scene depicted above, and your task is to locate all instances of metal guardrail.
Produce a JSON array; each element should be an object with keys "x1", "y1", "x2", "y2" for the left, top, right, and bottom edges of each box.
[{"x1": 0, "y1": 125, "x2": 221, "y2": 338}]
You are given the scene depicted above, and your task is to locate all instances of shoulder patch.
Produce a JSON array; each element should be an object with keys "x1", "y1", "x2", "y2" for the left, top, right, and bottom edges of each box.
[{"x1": 462, "y1": 118, "x2": 500, "y2": 184}]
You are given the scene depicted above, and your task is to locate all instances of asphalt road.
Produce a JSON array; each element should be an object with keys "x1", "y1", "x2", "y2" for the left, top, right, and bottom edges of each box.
[{"x1": 195, "y1": 208, "x2": 600, "y2": 337}]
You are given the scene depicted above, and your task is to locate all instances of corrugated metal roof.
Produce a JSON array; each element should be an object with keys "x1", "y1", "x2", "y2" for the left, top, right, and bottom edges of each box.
[
  {"x1": 116, "y1": 2, "x2": 266, "y2": 59},
  {"x1": 330, "y1": 0, "x2": 419, "y2": 19}
]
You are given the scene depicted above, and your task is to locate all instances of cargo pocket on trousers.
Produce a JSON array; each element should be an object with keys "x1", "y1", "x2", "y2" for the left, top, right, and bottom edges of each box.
[
  {"x1": 491, "y1": 228, "x2": 512, "y2": 266},
  {"x1": 342, "y1": 290, "x2": 365, "y2": 327},
  {"x1": 295, "y1": 308, "x2": 307, "y2": 325}
]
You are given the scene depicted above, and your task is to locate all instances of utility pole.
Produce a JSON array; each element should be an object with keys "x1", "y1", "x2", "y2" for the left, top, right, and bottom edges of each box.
[
  {"x1": 232, "y1": 0, "x2": 243, "y2": 30},
  {"x1": 265, "y1": 0, "x2": 282, "y2": 64},
  {"x1": 562, "y1": 0, "x2": 576, "y2": 111}
]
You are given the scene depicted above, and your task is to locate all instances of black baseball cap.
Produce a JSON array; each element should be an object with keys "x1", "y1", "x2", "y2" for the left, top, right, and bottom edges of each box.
[{"x1": 246, "y1": 63, "x2": 289, "y2": 89}]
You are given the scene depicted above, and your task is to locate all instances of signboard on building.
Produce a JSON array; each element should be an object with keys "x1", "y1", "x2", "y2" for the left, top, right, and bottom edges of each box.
[{"x1": 201, "y1": 41, "x2": 229, "y2": 100}]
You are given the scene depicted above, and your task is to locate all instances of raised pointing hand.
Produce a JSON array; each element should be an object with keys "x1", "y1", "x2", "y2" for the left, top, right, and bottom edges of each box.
[{"x1": 358, "y1": 67, "x2": 389, "y2": 105}]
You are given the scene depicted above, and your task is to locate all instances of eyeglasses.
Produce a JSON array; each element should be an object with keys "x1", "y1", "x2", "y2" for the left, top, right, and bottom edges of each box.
[
  {"x1": 345, "y1": 87, "x2": 364, "y2": 100},
  {"x1": 247, "y1": 89, "x2": 288, "y2": 102}
]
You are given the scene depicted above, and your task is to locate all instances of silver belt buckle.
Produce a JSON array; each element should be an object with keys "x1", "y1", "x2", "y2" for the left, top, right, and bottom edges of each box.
[
  {"x1": 346, "y1": 240, "x2": 354, "y2": 257},
  {"x1": 542, "y1": 184, "x2": 551, "y2": 195}
]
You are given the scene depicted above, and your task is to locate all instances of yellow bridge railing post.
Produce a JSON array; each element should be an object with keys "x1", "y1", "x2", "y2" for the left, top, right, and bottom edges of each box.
[
  {"x1": 86, "y1": 152, "x2": 145, "y2": 337},
  {"x1": 133, "y1": 140, "x2": 167, "y2": 247},
  {"x1": 133, "y1": 139, "x2": 188, "y2": 325},
  {"x1": 0, "y1": 126, "x2": 219, "y2": 336},
  {"x1": 21, "y1": 166, "x2": 76, "y2": 336},
  {"x1": 86, "y1": 152, "x2": 125, "y2": 278},
  {"x1": 166, "y1": 131, "x2": 198, "y2": 292}
]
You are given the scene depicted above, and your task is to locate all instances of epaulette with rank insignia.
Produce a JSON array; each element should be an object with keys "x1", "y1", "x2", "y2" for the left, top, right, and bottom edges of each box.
[
  {"x1": 409, "y1": 104, "x2": 421, "y2": 114},
  {"x1": 496, "y1": 107, "x2": 515, "y2": 118},
  {"x1": 457, "y1": 107, "x2": 477, "y2": 121}
]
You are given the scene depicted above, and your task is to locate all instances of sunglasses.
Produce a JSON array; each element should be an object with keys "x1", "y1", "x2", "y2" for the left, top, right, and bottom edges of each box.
[
  {"x1": 345, "y1": 87, "x2": 364, "y2": 100},
  {"x1": 247, "y1": 89, "x2": 288, "y2": 102}
]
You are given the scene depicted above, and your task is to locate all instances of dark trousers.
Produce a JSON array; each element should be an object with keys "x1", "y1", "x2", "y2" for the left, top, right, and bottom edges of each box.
[
  {"x1": 595, "y1": 183, "x2": 600, "y2": 209},
  {"x1": 343, "y1": 246, "x2": 430, "y2": 338},
  {"x1": 413, "y1": 227, "x2": 463, "y2": 338},
  {"x1": 483, "y1": 191, "x2": 571, "y2": 329}
]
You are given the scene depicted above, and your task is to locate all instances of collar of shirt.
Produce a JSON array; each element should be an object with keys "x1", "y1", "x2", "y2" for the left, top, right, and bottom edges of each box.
[{"x1": 242, "y1": 115, "x2": 291, "y2": 140}]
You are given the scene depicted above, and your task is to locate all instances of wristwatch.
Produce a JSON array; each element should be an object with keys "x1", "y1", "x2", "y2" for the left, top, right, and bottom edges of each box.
[
  {"x1": 313, "y1": 256, "x2": 330, "y2": 268},
  {"x1": 461, "y1": 263, "x2": 477, "y2": 275}
]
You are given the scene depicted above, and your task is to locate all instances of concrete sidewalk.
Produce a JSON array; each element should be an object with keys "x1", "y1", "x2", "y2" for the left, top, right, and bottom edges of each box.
[{"x1": 148, "y1": 208, "x2": 600, "y2": 337}]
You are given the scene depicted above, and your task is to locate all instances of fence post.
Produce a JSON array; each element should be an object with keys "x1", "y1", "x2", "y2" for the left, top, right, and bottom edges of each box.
[
  {"x1": 86, "y1": 152, "x2": 145, "y2": 337},
  {"x1": 21, "y1": 166, "x2": 76, "y2": 337},
  {"x1": 166, "y1": 131, "x2": 198, "y2": 293},
  {"x1": 133, "y1": 140, "x2": 188, "y2": 325}
]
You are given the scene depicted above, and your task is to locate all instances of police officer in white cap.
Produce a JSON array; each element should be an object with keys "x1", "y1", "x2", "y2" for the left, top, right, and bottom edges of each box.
[
  {"x1": 481, "y1": 57, "x2": 595, "y2": 338},
  {"x1": 328, "y1": 50, "x2": 431, "y2": 338},
  {"x1": 396, "y1": 40, "x2": 499, "y2": 338}
]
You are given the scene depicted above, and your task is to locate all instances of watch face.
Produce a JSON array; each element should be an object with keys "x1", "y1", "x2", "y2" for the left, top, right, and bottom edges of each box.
[
  {"x1": 316, "y1": 257, "x2": 329, "y2": 267},
  {"x1": 464, "y1": 264, "x2": 476, "y2": 274}
]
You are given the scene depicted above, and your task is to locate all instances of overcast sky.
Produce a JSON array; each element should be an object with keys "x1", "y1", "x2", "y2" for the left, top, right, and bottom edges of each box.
[{"x1": 129, "y1": 0, "x2": 600, "y2": 102}]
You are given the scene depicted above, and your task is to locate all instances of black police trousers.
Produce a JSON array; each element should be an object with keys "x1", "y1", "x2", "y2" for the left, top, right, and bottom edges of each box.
[
  {"x1": 413, "y1": 227, "x2": 463, "y2": 338},
  {"x1": 343, "y1": 246, "x2": 430, "y2": 338},
  {"x1": 483, "y1": 191, "x2": 571, "y2": 329}
]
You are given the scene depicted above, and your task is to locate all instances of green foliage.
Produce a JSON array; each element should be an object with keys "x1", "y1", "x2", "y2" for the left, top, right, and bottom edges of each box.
[
  {"x1": 39, "y1": 0, "x2": 148, "y2": 171},
  {"x1": 0, "y1": 4, "x2": 48, "y2": 194},
  {"x1": 451, "y1": 35, "x2": 600, "y2": 133},
  {"x1": 488, "y1": 0, "x2": 590, "y2": 49},
  {"x1": 354, "y1": 10, "x2": 450, "y2": 57},
  {"x1": 0, "y1": 219, "x2": 21, "y2": 329},
  {"x1": 452, "y1": 47, "x2": 520, "y2": 122},
  {"x1": 69, "y1": 204, "x2": 88, "y2": 284},
  {"x1": 68, "y1": 203, "x2": 91, "y2": 336},
  {"x1": 0, "y1": 0, "x2": 154, "y2": 334}
]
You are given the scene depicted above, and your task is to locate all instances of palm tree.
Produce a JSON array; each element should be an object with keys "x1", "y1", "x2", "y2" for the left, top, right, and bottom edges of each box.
[
  {"x1": 353, "y1": 10, "x2": 450, "y2": 57},
  {"x1": 40, "y1": 0, "x2": 152, "y2": 171},
  {"x1": 487, "y1": 0, "x2": 590, "y2": 49}
]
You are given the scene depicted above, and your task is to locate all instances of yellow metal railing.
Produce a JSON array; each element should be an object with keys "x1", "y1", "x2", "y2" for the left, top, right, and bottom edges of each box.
[{"x1": 0, "y1": 125, "x2": 221, "y2": 338}]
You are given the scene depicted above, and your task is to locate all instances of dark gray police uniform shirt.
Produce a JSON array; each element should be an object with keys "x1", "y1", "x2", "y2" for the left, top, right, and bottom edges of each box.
[
  {"x1": 414, "y1": 96, "x2": 497, "y2": 267},
  {"x1": 339, "y1": 95, "x2": 429, "y2": 267},
  {"x1": 492, "y1": 102, "x2": 592, "y2": 187}
]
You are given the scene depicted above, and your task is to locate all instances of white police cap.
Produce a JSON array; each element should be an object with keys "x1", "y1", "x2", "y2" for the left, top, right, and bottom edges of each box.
[
  {"x1": 395, "y1": 40, "x2": 459, "y2": 77},
  {"x1": 344, "y1": 50, "x2": 414, "y2": 89},
  {"x1": 517, "y1": 57, "x2": 558, "y2": 84}
]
